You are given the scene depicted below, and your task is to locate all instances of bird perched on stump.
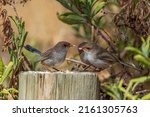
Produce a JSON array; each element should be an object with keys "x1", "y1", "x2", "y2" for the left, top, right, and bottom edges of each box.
[{"x1": 24, "y1": 41, "x2": 74, "y2": 70}]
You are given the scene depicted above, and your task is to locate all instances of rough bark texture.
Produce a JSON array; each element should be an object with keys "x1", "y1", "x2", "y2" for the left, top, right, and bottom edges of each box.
[{"x1": 19, "y1": 72, "x2": 100, "y2": 100}]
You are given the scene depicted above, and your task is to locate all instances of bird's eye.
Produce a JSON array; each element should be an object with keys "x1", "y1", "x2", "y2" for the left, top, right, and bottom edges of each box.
[
  {"x1": 86, "y1": 47, "x2": 91, "y2": 50},
  {"x1": 63, "y1": 44, "x2": 69, "y2": 47}
]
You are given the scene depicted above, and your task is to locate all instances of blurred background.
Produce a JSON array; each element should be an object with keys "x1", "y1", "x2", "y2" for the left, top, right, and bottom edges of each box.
[
  {"x1": 0, "y1": 0, "x2": 82, "y2": 63},
  {"x1": 0, "y1": 0, "x2": 150, "y2": 100}
]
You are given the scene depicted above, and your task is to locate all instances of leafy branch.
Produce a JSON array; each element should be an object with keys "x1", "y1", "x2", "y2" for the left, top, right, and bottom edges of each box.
[{"x1": 57, "y1": 0, "x2": 115, "y2": 50}]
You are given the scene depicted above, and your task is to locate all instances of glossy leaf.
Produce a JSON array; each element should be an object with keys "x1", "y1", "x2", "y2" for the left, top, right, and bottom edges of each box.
[
  {"x1": 57, "y1": 12, "x2": 85, "y2": 25},
  {"x1": 87, "y1": 0, "x2": 92, "y2": 5},
  {"x1": 91, "y1": 0, "x2": 98, "y2": 7},
  {"x1": 0, "y1": 57, "x2": 4, "y2": 78},
  {"x1": 134, "y1": 55, "x2": 150, "y2": 67},
  {"x1": 92, "y1": 2, "x2": 106, "y2": 17},
  {"x1": 0, "y1": 62, "x2": 14, "y2": 85},
  {"x1": 125, "y1": 46, "x2": 143, "y2": 55},
  {"x1": 141, "y1": 93, "x2": 150, "y2": 100},
  {"x1": 141, "y1": 36, "x2": 150, "y2": 58}
]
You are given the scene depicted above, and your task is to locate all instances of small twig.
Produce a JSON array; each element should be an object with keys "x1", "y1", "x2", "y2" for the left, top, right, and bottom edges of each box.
[
  {"x1": 83, "y1": 65, "x2": 91, "y2": 71},
  {"x1": 135, "y1": 89, "x2": 150, "y2": 95},
  {"x1": 6, "y1": 2, "x2": 19, "y2": 18},
  {"x1": 102, "y1": 29, "x2": 114, "y2": 42},
  {"x1": 110, "y1": 53, "x2": 142, "y2": 71},
  {"x1": 11, "y1": 5, "x2": 19, "y2": 18},
  {"x1": 66, "y1": 58, "x2": 88, "y2": 66},
  {"x1": 52, "y1": 67, "x2": 61, "y2": 72},
  {"x1": 97, "y1": 28, "x2": 116, "y2": 52},
  {"x1": 22, "y1": 53, "x2": 33, "y2": 70},
  {"x1": 91, "y1": 25, "x2": 95, "y2": 42},
  {"x1": 41, "y1": 62, "x2": 61, "y2": 72}
]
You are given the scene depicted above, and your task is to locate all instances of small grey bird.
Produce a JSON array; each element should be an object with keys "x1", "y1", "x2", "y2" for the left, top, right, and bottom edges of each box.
[
  {"x1": 24, "y1": 41, "x2": 74, "y2": 67},
  {"x1": 78, "y1": 42, "x2": 116, "y2": 69}
]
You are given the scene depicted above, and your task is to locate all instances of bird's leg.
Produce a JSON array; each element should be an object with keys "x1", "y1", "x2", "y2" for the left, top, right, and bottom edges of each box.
[
  {"x1": 83, "y1": 65, "x2": 91, "y2": 71},
  {"x1": 41, "y1": 62, "x2": 54, "y2": 72},
  {"x1": 41, "y1": 61, "x2": 62, "y2": 72},
  {"x1": 93, "y1": 67, "x2": 101, "y2": 72},
  {"x1": 43, "y1": 64, "x2": 52, "y2": 72}
]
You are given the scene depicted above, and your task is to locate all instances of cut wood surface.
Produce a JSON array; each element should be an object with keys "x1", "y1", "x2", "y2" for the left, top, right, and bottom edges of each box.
[{"x1": 19, "y1": 71, "x2": 100, "y2": 100}]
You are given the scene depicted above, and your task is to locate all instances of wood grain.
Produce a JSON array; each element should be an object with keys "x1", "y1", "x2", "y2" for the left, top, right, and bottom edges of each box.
[{"x1": 19, "y1": 72, "x2": 100, "y2": 100}]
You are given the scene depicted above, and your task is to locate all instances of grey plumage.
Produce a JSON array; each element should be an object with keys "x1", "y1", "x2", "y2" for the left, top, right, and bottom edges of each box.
[
  {"x1": 78, "y1": 42, "x2": 116, "y2": 69},
  {"x1": 24, "y1": 41, "x2": 72, "y2": 67}
]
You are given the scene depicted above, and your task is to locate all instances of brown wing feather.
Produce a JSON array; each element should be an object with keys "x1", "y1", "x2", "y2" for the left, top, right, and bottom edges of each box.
[
  {"x1": 39, "y1": 48, "x2": 53, "y2": 61},
  {"x1": 97, "y1": 47, "x2": 116, "y2": 63}
]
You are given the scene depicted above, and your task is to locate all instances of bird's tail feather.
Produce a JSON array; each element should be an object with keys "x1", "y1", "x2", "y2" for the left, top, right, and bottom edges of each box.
[
  {"x1": 112, "y1": 54, "x2": 141, "y2": 71},
  {"x1": 24, "y1": 45, "x2": 41, "y2": 55}
]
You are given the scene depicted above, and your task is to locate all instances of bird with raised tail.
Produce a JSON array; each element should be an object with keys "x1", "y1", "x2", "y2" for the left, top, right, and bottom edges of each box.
[{"x1": 24, "y1": 41, "x2": 75, "y2": 69}]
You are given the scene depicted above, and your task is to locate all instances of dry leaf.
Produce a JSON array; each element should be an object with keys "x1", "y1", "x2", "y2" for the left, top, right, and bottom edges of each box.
[{"x1": 97, "y1": 69, "x2": 111, "y2": 82}]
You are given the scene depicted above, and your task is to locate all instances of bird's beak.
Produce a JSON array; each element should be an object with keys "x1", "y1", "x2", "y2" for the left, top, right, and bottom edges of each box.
[{"x1": 78, "y1": 47, "x2": 83, "y2": 50}]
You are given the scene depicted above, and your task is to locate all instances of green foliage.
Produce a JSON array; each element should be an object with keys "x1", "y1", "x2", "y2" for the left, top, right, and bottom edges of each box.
[
  {"x1": 103, "y1": 36, "x2": 150, "y2": 100},
  {"x1": 57, "y1": 0, "x2": 107, "y2": 40},
  {"x1": 0, "y1": 57, "x2": 4, "y2": 78},
  {"x1": 125, "y1": 36, "x2": 150, "y2": 67},
  {"x1": 57, "y1": 12, "x2": 85, "y2": 25},
  {"x1": 92, "y1": 2, "x2": 106, "y2": 17},
  {"x1": 0, "y1": 88, "x2": 18, "y2": 100},
  {"x1": 0, "y1": 16, "x2": 28, "y2": 99},
  {"x1": 23, "y1": 48, "x2": 39, "y2": 69},
  {"x1": 57, "y1": 0, "x2": 106, "y2": 20},
  {"x1": 9, "y1": 16, "x2": 28, "y2": 65},
  {"x1": 0, "y1": 57, "x2": 14, "y2": 85},
  {"x1": 0, "y1": 56, "x2": 16, "y2": 99},
  {"x1": 103, "y1": 76, "x2": 150, "y2": 100}
]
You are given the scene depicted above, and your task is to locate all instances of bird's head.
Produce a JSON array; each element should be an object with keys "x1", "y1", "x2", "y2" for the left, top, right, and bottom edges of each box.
[
  {"x1": 78, "y1": 42, "x2": 95, "y2": 53},
  {"x1": 55, "y1": 41, "x2": 76, "y2": 50}
]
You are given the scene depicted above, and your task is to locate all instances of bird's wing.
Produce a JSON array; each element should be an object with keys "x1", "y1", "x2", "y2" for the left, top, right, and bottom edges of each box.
[
  {"x1": 39, "y1": 48, "x2": 54, "y2": 61},
  {"x1": 97, "y1": 48, "x2": 115, "y2": 63}
]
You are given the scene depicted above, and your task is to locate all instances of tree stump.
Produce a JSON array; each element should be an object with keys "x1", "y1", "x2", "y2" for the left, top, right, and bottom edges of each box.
[{"x1": 19, "y1": 72, "x2": 100, "y2": 100}]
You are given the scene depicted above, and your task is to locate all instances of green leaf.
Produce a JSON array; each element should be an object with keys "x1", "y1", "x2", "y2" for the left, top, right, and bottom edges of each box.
[
  {"x1": 87, "y1": 0, "x2": 92, "y2": 5},
  {"x1": 141, "y1": 93, "x2": 150, "y2": 100},
  {"x1": 106, "y1": 0, "x2": 120, "y2": 6},
  {"x1": 102, "y1": 83, "x2": 123, "y2": 100},
  {"x1": 141, "y1": 36, "x2": 150, "y2": 58},
  {"x1": 134, "y1": 55, "x2": 150, "y2": 67},
  {"x1": 0, "y1": 57, "x2": 4, "y2": 78},
  {"x1": 57, "y1": 12, "x2": 85, "y2": 25},
  {"x1": 91, "y1": 0, "x2": 98, "y2": 7},
  {"x1": 93, "y1": 16, "x2": 104, "y2": 28},
  {"x1": 0, "y1": 89, "x2": 9, "y2": 94},
  {"x1": 0, "y1": 62, "x2": 14, "y2": 85},
  {"x1": 92, "y1": 2, "x2": 106, "y2": 17},
  {"x1": 56, "y1": 0, "x2": 81, "y2": 14},
  {"x1": 20, "y1": 31, "x2": 28, "y2": 49},
  {"x1": 126, "y1": 76, "x2": 150, "y2": 94},
  {"x1": 125, "y1": 46, "x2": 143, "y2": 55}
]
